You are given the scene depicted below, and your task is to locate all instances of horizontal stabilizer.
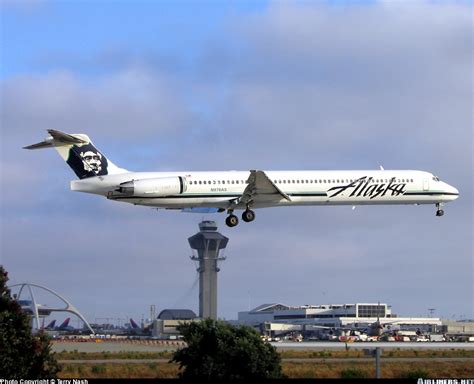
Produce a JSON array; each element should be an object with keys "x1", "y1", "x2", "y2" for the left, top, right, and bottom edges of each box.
[
  {"x1": 23, "y1": 129, "x2": 88, "y2": 150},
  {"x1": 48, "y1": 129, "x2": 88, "y2": 144},
  {"x1": 23, "y1": 140, "x2": 55, "y2": 150}
]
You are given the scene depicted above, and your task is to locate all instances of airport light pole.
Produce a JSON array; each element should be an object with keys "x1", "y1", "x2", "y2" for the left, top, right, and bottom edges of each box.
[
  {"x1": 375, "y1": 347, "x2": 382, "y2": 378},
  {"x1": 188, "y1": 221, "x2": 228, "y2": 320},
  {"x1": 364, "y1": 347, "x2": 382, "y2": 378}
]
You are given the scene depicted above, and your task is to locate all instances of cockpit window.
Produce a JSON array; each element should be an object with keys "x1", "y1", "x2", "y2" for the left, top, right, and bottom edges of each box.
[{"x1": 432, "y1": 176, "x2": 440, "y2": 182}]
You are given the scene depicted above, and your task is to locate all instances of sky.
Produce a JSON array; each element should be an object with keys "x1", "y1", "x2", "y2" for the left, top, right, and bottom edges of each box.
[{"x1": 1, "y1": 0, "x2": 472, "y2": 326}]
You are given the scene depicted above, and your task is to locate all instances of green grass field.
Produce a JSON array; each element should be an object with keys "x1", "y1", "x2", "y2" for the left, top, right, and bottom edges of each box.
[{"x1": 56, "y1": 348, "x2": 474, "y2": 379}]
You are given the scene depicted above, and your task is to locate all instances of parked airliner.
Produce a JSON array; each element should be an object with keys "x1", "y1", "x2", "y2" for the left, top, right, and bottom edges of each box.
[{"x1": 25, "y1": 130, "x2": 459, "y2": 227}]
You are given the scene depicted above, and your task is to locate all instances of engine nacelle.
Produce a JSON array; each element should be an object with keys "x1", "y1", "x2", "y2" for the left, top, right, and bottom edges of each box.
[{"x1": 118, "y1": 177, "x2": 185, "y2": 196}]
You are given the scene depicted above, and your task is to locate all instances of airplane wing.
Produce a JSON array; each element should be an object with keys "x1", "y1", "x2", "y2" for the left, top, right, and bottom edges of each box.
[{"x1": 235, "y1": 170, "x2": 291, "y2": 207}]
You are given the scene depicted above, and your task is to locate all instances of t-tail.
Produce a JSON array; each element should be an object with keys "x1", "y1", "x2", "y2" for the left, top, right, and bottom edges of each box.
[{"x1": 24, "y1": 129, "x2": 128, "y2": 179}]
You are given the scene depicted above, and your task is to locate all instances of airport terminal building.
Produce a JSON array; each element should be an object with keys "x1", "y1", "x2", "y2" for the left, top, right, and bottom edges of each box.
[{"x1": 238, "y1": 303, "x2": 441, "y2": 332}]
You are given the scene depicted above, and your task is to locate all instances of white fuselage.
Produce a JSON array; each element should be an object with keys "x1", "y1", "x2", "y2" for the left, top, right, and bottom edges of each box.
[{"x1": 71, "y1": 169, "x2": 459, "y2": 210}]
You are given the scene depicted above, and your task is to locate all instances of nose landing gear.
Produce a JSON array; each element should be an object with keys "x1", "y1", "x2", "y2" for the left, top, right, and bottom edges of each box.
[{"x1": 436, "y1": 203, "x2": 444, "y2": 217}]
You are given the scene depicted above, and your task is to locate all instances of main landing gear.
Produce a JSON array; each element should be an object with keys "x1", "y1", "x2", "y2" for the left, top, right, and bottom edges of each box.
[
  {"x1": 242, "y1": 209, "x2": 256, "y2": 223},
  {"x1": 225, "y1": 208, "x2": 256, "y2": 227},
  {"x1": 225, "y1": 213, "x2": 239, "y2": 227},
  {"x1": 436, "y1": 203, "x2": 444, "y2": 217}
]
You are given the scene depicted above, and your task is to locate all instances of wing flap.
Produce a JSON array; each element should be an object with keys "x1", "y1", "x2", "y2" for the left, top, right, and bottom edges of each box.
[{"x1": 238, "y1": 170, "x2": 291, "y2": 206}]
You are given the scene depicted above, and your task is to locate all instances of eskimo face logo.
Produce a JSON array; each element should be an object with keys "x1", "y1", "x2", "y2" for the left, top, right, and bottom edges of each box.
[
  {"x1": 80, "y1": 151, "x2": 102, "y2": 174},
  {"x1": 67, "y1": 144, "x2": 108, "y2": 178}
]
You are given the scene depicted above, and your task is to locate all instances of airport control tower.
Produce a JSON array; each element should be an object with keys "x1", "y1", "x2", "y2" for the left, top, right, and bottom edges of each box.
[{"x1": 188, "y1": 221, "x2": 229, "y2": 319}]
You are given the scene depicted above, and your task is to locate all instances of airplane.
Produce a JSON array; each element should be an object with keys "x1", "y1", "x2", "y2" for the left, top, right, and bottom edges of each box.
[
  {"x1": 346, "y1": 303, "x2": 402, "y2": 337},
  {"x1": 58, "y1": 317, "x2": 71, "y2": 330},
  {"x1": 44, "y1": 319, "x2": 56, "y2": 330},
  {"x1": 129, "y1": 318, "x2": 140, "y2": 329},
  {"x1": 349, "y1": 318, "x2": 402, "y2": 337},
  {"x1": 43, "y1": 318, "x2": 71, "y2": 332},
  {"x1": 24, "y1": 130, "x2": 459, "y2": 227},
  {"x1": 128, "y1": 318, "x2": 151, "y2": 336}
]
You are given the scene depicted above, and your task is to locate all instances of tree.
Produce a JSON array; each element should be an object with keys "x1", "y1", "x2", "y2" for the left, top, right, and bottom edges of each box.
[
  {"x1": 0, "y1": 266, "x2": 60, "y2": 378},
  {"x1": 172, "y1": 318, "x2": 285, "y2": 380}
]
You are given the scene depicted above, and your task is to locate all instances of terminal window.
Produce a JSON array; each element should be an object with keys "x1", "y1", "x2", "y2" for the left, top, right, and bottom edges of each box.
[{"x1": 358, "y1": 305, "x2": 385, "y2": 318}]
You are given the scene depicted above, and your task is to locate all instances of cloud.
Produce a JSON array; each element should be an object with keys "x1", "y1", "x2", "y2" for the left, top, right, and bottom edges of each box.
[{"x1": 2, "y1": 68, "x2": 194, "y2": 140}]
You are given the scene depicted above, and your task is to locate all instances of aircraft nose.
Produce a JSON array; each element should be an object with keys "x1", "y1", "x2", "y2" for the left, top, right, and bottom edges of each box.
[{"x1": 446, "y1": 183, "x2": 459, "y2": 199}]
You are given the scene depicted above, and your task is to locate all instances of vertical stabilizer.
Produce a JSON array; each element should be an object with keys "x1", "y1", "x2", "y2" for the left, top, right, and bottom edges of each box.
[{"x1": 24, "y1": 130, "x2": 128, "y2": 179}]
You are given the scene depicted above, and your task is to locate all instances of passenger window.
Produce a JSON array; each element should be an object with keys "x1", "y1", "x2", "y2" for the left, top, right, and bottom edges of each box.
[{"x1": 199, "y1": 181, "x2": 202, "y2": 185}]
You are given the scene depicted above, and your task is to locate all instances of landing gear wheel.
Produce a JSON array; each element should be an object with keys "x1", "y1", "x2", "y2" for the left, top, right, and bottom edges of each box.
[
  {"x1": 226, "y1": 214, "x2": 239, "y2": 227},
  {"x1": 435, "y1": 203, "x2": 444, "y2": 217},
  {"x1": 242, "y1": 209, "x2": 256, "y2": 223}
]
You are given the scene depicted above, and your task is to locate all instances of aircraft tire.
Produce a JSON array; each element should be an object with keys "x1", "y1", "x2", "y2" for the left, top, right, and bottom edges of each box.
[
  {"x1": 242, "y1": 209, "x2": 256, "y2": 223},
  {"x1": 226, "y1": 214, "x2": 239, "y2": 227}
]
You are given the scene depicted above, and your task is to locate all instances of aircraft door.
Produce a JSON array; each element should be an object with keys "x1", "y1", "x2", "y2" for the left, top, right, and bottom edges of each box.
[
  {"x1": 179, "y1": 176, "x2": 188, "y2": 193},
  {"x1": 423, "y1": 178, "x2": 429, "y2": 191}
]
